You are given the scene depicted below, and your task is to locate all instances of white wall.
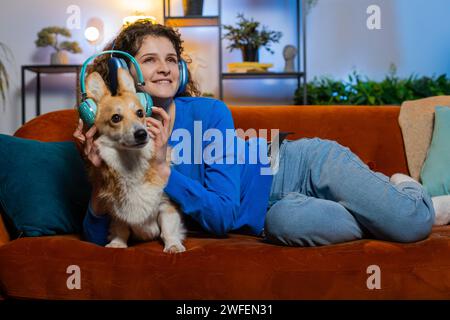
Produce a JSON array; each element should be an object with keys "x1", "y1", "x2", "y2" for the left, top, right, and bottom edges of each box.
[
  {"x1": 0, "y1": 0, "x2": 164, "y2": 135},
  {"x1": 307, "y1": 0, "x2": 450, "y2": 80},
  {"x1": 1, "y1": 0, "x2": 449, "y2": 135}
]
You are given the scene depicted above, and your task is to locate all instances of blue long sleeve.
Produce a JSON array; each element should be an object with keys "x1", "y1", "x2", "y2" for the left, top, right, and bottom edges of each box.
[
  {"x1": 164, "y1": 100, "x2": 240, "y2": 235},
  {"x1": 164, "y1": 166, "x2": 240, "y2": 236},
  {"x1": 82, "y1": 200, "x2": 110, "y2": 246}
]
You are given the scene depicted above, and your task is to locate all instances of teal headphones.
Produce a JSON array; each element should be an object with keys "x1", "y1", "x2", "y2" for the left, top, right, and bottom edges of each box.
[{"x1": 78, "y1": 49, "x2": 189, "y2": 128}]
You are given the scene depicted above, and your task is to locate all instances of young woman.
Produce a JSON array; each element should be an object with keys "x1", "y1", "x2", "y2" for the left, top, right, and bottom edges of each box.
[{"x1": 73, "y1": 20, "x2": 449, "y2": 248}]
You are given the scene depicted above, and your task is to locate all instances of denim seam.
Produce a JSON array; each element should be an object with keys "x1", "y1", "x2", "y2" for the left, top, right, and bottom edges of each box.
[
  {"x1": 268, "y1": 139, "x2": 304, "y2": 206},
  {"x1": 285, "y1": 192, "x2": 309, "y2": 203},
  {"x1": 276, "y1": 140, "x2": 290, "y2": 201},
  {"x1": 342, "y1": 148, "x2": 422, "y2": 204}
]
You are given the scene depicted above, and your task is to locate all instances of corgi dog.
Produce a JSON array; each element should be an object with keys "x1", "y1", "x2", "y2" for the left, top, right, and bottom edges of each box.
[{"x1": 83, "y1": 68, "x2": 186, "y2": 253}]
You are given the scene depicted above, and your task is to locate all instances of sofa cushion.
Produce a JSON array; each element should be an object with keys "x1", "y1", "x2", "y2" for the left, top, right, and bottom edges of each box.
[
  {"x1": 0, "y1": 230, "x2": 449, "y2": 299},
  {"x1": 421, "y1": 107, "x2": 450, "y2": 196},
  {"x1": 230, "y1": 105, "x2": 408, "y2": 176},
  {"x1": 399, "y1": 96, "x2": 450, "y2": 181},
  {"x1": 0, "y1": 134, "x2": 91, "y2": 237}
]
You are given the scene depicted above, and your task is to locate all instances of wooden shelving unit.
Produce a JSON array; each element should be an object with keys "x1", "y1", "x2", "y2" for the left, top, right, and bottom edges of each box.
[
  {"x1": 164, "y1": 16, "x2": 220, "y2": 27},
  {"x1": 163, "y1": 0, "x2": 307, "y2": 104}
]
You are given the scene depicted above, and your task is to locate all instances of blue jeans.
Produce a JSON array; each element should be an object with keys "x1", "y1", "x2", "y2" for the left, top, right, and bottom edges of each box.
[{"x1": 264, "y1": 138, "x2": 435, "y2": 246}]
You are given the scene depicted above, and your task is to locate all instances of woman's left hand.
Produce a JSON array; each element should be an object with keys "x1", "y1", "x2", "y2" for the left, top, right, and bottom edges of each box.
[{"x1": 146, "y1": 107, "x2": 172, "y2": 178}]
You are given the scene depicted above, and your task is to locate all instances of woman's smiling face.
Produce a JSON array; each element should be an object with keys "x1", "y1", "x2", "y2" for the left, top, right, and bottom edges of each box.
[{"x1": 133, "y1": 36, "x2": 180, "y2": 99}]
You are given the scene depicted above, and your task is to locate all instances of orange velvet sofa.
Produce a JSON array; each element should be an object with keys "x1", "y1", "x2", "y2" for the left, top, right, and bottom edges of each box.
[{"x1": 0, "y1": 105, "x2": 449, "y2": 300}]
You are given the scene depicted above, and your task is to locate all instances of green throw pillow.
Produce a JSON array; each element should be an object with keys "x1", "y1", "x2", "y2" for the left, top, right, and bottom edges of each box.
[
  {"x1": 0, "y1": 134, "x2": 91, "y2": 238},
  {"x1": 420, "y1": 106, "x2": 450, "y2": 197}
]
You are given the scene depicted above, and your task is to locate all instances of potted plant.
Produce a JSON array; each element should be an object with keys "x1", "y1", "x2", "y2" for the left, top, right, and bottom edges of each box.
[
  {"x1": 0, "y1": 42, "x2": 12, "y2": 109},
  {"x1": 182, "y1": 0, "x2": 204, "y2": 16},
  {"x1": 35, "y1": 26, "x2": 82, "y2": 65},
  {"x1": 223, "y1": 13, "x2": 282, "y2": 62}
]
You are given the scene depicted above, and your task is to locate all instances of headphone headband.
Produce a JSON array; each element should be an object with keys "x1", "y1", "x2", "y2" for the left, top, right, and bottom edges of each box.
[{"x1": 79, "y1": 50, "x2": 145, "y2": 99}]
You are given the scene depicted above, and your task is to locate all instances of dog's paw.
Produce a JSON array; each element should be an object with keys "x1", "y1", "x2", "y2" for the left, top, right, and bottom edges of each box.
[
  {"x1": 105, "y1": 241, "x2": 128, "y2": 249},
  {"x1": 164, "y1": 243, "x2": 186, "y2": 254}
]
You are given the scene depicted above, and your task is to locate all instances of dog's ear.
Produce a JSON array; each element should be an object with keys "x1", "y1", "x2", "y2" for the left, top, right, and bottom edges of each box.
[
  {"x1": 117, "y1": 68, "x2": 136, "y2": 94},
  {"x1": 86, "y1": 72, "x2": 111, "y2": 102}
]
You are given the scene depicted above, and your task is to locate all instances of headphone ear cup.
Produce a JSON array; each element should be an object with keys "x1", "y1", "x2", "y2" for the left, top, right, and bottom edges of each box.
[
  {"x1": 136, "y1": 92, "x2": 153, "y2": 117},
  {"x1": 78, "y1": 98, "x2": 97, "y2": 128},
  {"x1": 176, "y1": 59, "x2": 189, "y2": 96},
  {"x1": 108, "y1": 57, "x2": 129, "y2": 95}
]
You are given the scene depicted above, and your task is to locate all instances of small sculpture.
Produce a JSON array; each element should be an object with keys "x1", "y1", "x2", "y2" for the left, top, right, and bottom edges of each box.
[{"x1": 283, "y1": 45, "x2": 298, "y2": 72}]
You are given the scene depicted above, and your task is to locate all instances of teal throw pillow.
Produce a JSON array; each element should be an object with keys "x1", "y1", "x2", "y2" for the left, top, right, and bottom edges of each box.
[
  {"x1": 0, "y1": 134, "x2": 91, "y2": 237},
  {"x1": 420, "y1": 106, "x2": 450, "y2": 197}
]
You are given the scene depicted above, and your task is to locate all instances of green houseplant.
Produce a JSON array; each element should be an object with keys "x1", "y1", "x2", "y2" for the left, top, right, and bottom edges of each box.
[
  {"x1": 35, "y1": 26, "x2": 82, "y2": 65},
  {"x1": 223, "y1": 13, "x2": 282, "y2": 62},
  {"x1": 295, "y1": 66, "x2": 450, "y2": 105}
]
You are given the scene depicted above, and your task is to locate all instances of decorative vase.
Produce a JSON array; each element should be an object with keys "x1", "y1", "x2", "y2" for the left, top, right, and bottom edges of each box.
[
  {"x1": 241, "y1": 45, "x2": 259, "y2": 62},
  {"x1": 50, "y1": 51, "x2": 69, "y2": 65},
  {"x1": 182, "y1": 0, "x2": 204, "y2": 16}
]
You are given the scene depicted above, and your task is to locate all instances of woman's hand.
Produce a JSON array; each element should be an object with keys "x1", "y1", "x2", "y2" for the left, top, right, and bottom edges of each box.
[
  {"x1": 73, "y1": 119, "x2": 106, "y2": 215},
  {"x1": 73, "y1": 119, "x2": 103, "y2": 168},
  {"x1": 146, "y1": 107, "x2": 171, "y2": 179}
]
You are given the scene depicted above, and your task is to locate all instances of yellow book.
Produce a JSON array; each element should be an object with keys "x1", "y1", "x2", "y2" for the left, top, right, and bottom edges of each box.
[{"x1": 227, "y1": 62, "x2": 273, "y2": 73}]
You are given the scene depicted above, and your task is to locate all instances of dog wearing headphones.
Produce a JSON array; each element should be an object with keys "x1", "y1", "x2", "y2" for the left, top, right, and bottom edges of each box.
[{"x1": 78, "y1": 50, "x2": 188, "y2": 253}]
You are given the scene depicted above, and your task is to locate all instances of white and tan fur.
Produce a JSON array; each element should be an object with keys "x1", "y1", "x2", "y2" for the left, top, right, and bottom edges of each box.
[{"x1": 84, "y1": 68, "x2": 185, "y2": 253}]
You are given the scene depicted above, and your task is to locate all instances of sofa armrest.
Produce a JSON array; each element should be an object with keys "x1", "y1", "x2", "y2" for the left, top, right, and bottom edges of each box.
[
  {"x1": 0, "y1": 210, "x2": 10, "y2": 245},
  {"x1": 14, "y1": 109, "x2": 79, "y2": 142}
]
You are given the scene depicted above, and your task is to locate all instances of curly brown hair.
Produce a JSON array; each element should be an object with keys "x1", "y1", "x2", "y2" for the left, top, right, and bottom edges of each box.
[{"x1": 87, "y1": 19, "x2": 201, "y2": 97}]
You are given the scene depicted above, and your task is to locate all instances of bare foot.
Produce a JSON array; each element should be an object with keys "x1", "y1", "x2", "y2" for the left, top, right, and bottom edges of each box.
[
  {"x1": 432, "y1": 195, "x2": 450, "y2": 226},
  {"x1": 390, "y1": 173, "x2": 420, "y2": 186}
]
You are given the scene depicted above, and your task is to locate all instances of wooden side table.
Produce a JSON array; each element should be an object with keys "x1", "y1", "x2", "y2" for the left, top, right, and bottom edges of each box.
[{"x1": 21, "y1": 65, "x2": 82, "y2": 125}]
